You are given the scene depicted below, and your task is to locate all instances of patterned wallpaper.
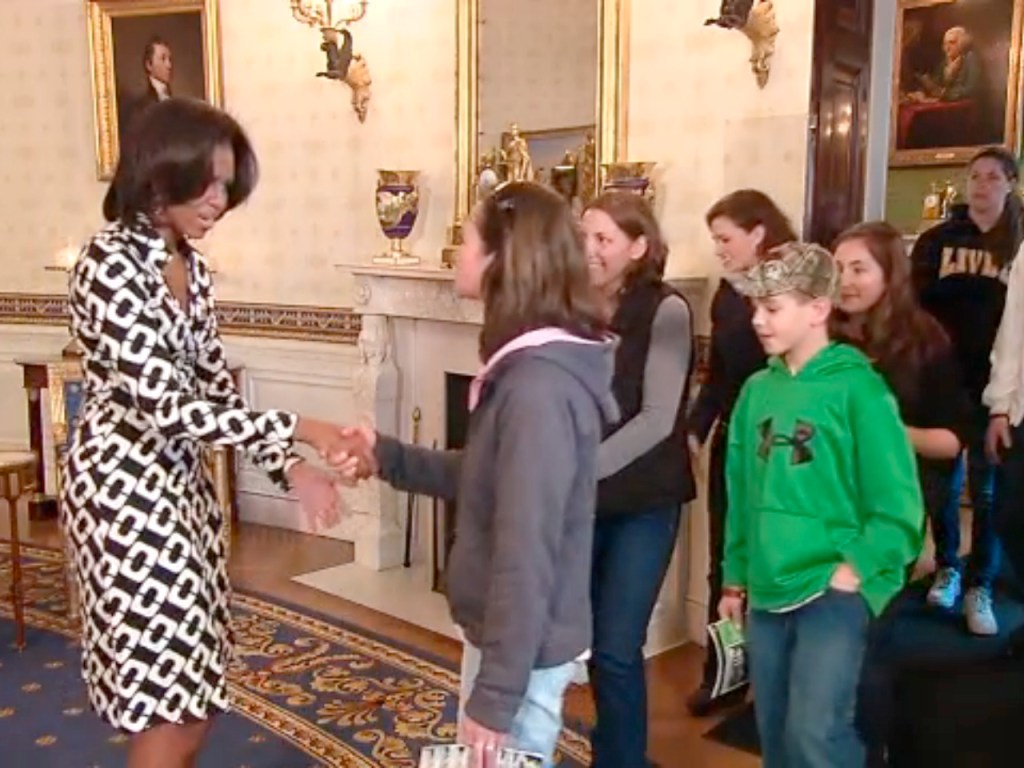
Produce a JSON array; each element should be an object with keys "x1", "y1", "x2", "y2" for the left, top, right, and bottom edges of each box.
[
  {"x1": 0, "y1": 0, "x2": 817, "y2": 308},
  {"x1": 478, "y1": 0, "x2": 597, "y2": 153},
  {"x1": 0, "y1": 0, "x2": 455, "y2": 307},
  {"x1": 627, "y1": 0, "x2": 815, "y2": 278}
]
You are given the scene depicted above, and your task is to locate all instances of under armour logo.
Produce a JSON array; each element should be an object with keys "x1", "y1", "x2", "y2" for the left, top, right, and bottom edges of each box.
[{"x1": 757, "y1": 418, "x2": 816, "y2": 464}]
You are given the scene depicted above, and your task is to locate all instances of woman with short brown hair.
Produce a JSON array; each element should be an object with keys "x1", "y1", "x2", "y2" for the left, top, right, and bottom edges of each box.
[
  {"x1": 687, "y1": 189, "x2": 797, "y2": 716},
  {"x1": 581, "y1": 191, "x2": 695, "y2": 767}
]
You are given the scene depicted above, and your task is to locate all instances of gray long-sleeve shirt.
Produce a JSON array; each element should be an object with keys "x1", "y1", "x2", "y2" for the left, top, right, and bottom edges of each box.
[{"x1": 598, "y1": 294, "x2": 692, "y2": 478}]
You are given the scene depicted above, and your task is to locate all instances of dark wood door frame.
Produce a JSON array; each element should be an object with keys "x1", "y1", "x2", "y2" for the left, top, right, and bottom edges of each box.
[{"x1": 804, "y1": 0, "x2": 875, "y2": 246}]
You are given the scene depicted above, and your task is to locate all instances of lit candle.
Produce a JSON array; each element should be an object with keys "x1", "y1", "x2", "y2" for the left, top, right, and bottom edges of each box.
[
  {"x1": 57, "y1": 243, "x2": 79, "y2": 270},
  {"x1": 45, "y1": 241, "x2": 80, "y2": 273}
]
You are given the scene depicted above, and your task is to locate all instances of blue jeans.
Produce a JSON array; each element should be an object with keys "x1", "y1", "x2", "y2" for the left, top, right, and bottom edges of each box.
[
  {"x1": 459, "y1": 642, "x2": 578, "y2": 767},
  {"x1": 589, "y1": 504, "x2": 681, "y2": 768},
  {"x1": 932, "y1": 408, "x2": 1000, "y2": 587},
  {"x1": 747, "y1": 590, "x2": 870, "y2": 768},
  {"x1": 994, "y1": 421, "x2": 1024, "y2": 591}
]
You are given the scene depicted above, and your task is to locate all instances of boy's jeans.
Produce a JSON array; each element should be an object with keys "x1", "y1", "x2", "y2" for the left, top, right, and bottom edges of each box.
[
  {"x1": 459, "y1": 642, "x2": 578, "y2": 767},
  {"x1": 747, "y1": 589, "x2": 870, "y2": 768}
]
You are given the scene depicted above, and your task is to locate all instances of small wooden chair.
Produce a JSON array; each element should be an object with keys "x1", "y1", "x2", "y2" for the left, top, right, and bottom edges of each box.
[
  {"x1": 46, "y1": 362, "x2": 85, "y2": 622},
  {"x1": 208, "y1": 446, "x2": 234, "y2": 556},
  {"x1": 1, "y1": 450, "x2": 38, "y2": 650}
]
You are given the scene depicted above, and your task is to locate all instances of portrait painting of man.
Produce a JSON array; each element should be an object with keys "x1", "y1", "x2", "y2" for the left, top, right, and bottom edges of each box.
[
  {"x1": 890, "y1": 0, "x2": 1022, "y2": 166},
  {"x1": 87, "y1": 0, "x2": 222, "y2": 179}
]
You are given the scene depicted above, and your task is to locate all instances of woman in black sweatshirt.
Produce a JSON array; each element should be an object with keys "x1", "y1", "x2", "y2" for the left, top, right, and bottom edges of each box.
[
  {"x1": 685, "y1": 189, "x2": 797, "y2": 716},
  {"x1": 911, "y1": 145, "x2": 1023, "y2": 636}
]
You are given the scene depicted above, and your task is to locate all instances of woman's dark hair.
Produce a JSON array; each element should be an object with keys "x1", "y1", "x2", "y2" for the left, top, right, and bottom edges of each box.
[
  {"x1": 832, "y1": 221, "x2": 949, "y2": 401},
  {"x1": 102, "y1": 97, "x2": 258, "y2": 223},
  {"x1": 968, "y1": 145, "x2": 1023, "y2": 267},
  {"x1": 583, "y1": 191, "x2": 669, "y2": 291},
  {"x1": 969, "y1": 145, "x2": 1019, "y2": 182},
  {"x1": 476, "y1": 182, "x2": 606, "y2": 360},
  {"x1": 705, "y1": 189, "x2": 797, "y2": 254}
]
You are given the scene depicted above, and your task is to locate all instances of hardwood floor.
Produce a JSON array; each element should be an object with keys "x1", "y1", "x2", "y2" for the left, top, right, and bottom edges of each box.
[{"x1": 10, "y1": 517, "x2": 757, "y2": 768}]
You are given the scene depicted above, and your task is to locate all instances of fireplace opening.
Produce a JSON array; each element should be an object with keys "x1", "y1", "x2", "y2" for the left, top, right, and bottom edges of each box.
[
  {"x1": 433, "y1": 372, "x2": 472, "y2": 593},
  {"x1": 445, "y1": 372, "x2": 472, "y2": 452}
]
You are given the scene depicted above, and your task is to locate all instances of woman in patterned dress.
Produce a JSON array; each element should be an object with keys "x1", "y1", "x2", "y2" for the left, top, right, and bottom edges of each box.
[{"x1": 61, "y1": 98, "x2": 352, "y2": 767}]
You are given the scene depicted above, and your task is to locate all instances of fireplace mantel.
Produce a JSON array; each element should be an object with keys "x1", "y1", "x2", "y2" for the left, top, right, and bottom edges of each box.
[
  {"x1": 319, "y1": 263, "x2": 710, "y2": 650},
  {"x1": 346, "y1": 264, "x2": 710, "y2": 327},
  {"x1": 337, "y1": 264, "x2": 710, "y2": 569},
  {"x1": 348, "y1": 266, "x2": 482, "y2": 324}
]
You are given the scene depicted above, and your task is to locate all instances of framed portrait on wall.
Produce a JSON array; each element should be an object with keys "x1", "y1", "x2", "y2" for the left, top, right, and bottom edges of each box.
[
  {"x1": 889, "y1": 0, "x2": 1023, "y2": 167},
  {"x1": 87, "y1": 0, "x2": 223, "y2": 179}
]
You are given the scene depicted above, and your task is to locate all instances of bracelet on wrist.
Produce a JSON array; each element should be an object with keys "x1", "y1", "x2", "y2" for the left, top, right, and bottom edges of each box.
[{"x1": 722, "y1": 586, "x2": 747, "y2": 598}]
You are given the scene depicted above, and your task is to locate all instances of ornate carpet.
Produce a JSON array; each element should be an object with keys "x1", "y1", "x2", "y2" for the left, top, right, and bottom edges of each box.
[{"x1": 0, "y1": 543, "x2": 591, "y2": 767}]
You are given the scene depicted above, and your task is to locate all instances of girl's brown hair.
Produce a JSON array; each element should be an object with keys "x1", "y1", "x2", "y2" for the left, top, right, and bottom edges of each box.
[
  {"x1": 832, "y1": 221, "x2": 949, "y2": 401},
  {"x1": 705, "y1": 189, "x2": 798, "y2": 254},
  {"x1": 476, "y1": 182, "x2": 606, "y2": 360},
  {"x1": 583, "y1": 191, "x2": 669, "y2": 290}
]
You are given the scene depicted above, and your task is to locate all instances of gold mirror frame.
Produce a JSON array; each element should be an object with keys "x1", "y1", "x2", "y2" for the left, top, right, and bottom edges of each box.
[{"x1": 448, "y1": 0, "x2": 630, "y2": 248}]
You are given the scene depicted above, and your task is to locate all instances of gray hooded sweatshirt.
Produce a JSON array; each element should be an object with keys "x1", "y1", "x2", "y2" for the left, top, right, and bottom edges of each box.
[{"x1": 374, "y1": 335, "x2": 618, "y2": 732}]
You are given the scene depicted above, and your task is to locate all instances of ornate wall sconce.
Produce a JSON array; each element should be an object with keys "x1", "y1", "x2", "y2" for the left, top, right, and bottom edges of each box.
[
  {"x1": 290, "y1": 0, "x2": 372, "y2": 122},
  {"x1": 704, "y1": 0, "x2": 779, "y2": 89}
]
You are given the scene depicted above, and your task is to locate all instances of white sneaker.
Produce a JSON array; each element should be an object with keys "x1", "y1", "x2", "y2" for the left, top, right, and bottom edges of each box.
[
  {"x1": 927, "y1": 567, "x2": 961, "y2": 609},
  {"x1": 964, "y1": 587, "x2": 999, "y2": 636}
]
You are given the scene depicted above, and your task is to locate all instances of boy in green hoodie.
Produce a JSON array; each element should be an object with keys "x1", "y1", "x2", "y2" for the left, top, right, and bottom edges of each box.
[{"x1": 718, "y1": 242, "x2": 924, "y2": 768}]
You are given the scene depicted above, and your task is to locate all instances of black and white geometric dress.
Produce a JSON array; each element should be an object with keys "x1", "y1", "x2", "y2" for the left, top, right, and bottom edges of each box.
[{"x1": 61, "y1": 215, "x2": 299, "y2": 732}]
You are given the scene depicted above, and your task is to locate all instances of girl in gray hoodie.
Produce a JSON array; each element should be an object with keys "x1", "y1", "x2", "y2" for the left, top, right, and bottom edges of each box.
[{"x1": 332, "y1": 181, "x2": 618, "y2": 766}]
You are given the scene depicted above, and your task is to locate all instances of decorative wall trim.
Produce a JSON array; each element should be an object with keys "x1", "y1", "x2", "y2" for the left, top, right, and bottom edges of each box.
[
  {"x1": 216, "y1": 301, "x2": 361, "y2": 343},
  {"x1": 0, "y1": 293, "x2": 361, "y2": 345},
  {"x1": 0, "y1": 293, "x2": 69, "y2": 326}
]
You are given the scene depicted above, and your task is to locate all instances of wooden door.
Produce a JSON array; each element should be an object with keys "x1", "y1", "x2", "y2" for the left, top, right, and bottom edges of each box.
[{"x1": 804, "y1": 0, "x2": 874, "y2": 246}]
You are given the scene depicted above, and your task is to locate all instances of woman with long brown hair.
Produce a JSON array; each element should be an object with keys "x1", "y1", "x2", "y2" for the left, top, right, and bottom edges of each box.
[
  {"x1": 834, "y1": 220, "x2": 967, "y2": 521},
  {"x1": 833, "y1": 221, "x2": 970, "y2": 763},
  {"x1": 686, "y1": 189, "x2": 797, "y2": 716},
  {"x1": 835, "y1": 222, "x2": 967, "y2": 460}
]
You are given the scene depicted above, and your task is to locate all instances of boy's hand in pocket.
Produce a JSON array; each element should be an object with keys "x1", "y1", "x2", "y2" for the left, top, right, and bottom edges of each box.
[{"x1": 830, "y1": 563, "x2": 861, "y2": 593}]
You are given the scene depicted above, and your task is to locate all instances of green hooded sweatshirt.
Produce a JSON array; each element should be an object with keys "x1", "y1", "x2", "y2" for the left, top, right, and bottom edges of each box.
[{"x1": 723, "y1": 343, "x2": 924, "y2": 616}]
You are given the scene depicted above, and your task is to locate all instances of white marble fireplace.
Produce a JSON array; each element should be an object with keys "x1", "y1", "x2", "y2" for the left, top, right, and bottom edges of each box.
[{"x1": 297, "y1": 266, "x2": 710, "y2": 650}]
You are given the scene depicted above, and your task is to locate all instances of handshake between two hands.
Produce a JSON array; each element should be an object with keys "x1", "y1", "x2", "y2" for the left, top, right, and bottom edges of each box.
[{"x1": 284, "y1": 419, "x2": 381, "y2": 533}]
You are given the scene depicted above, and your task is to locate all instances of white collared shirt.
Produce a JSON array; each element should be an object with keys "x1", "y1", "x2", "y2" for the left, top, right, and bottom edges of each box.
[
  {"x1": 149, "y1": 76, "x2": 170, "y2": 100},
  {"x1": 983, "y1": 242, "x2": 1024, "y2": 426}
]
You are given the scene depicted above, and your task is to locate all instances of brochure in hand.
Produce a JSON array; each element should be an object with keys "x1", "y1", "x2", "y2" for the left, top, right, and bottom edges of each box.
[
  {"x1": 419, "y1": 744, "x2": 544, "y2": 767},
  {"x1": 707, "y1": 617, "x2": 749, "y2": 700}
]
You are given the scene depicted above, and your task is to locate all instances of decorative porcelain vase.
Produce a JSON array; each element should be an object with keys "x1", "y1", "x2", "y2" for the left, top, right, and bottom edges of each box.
[
  {"x1": 601, "y1": 162, "x2": 656, "y2": 202},
  {"x1": 374, "y1": 169, "x2": 421, "y2": 266}
]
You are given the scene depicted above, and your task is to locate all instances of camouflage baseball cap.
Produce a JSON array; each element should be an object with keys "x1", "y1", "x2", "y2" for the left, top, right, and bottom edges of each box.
[{"x1": 731, "y1": 241, "x2": 840, "y2": 300}]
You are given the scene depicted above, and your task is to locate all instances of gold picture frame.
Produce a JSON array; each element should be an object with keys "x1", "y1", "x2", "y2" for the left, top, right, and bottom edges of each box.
[
  {"x1": 87, "y1": 0, "x2": 223, "y2": 179},
  {"x1": 889, "y1": 0, "x2": 1023, "y2": 167}
]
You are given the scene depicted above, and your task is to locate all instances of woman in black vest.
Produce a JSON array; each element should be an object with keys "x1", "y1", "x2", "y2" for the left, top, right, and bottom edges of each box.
[
  {"x1": 686, "y1": 189, "x2": 797, "y2": 716},
  {"x1": 581, "y1": 192, "x2": 695, "y2": 768}
]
